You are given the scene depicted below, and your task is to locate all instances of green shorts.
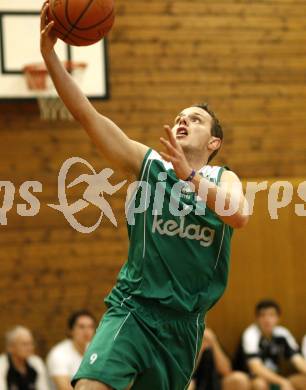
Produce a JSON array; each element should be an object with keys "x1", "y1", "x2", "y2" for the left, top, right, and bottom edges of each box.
[{"x1": 72, "y1": 293, "x2": 205, "y2": 390}]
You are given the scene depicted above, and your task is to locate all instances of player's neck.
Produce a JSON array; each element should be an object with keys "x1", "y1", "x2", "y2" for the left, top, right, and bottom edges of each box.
[{"x1": 184, "y1": 150, "x2": 209, "y2": 170}]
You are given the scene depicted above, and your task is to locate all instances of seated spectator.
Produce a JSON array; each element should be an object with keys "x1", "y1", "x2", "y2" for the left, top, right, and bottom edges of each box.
[
  {"x1": 188, "y1": 328, "x2": 250, "y2": 390},
  {"x1": 302, "y1": 335, "x2": 306, "y2": 359},
  {"x1": 46, "y1": 309, "x2": 96, "y2": 390},
  {"x1": 0, "y1": 325, "x2": 50, "y2": 390},
  {"x1": 234, "y1": 299, "x2": 306, "y2": 390}
]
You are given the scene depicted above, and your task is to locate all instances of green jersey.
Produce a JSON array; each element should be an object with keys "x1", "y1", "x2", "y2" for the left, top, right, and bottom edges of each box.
[{"x1": 106, "y1": 149, "x2": 234, "y2": 314}]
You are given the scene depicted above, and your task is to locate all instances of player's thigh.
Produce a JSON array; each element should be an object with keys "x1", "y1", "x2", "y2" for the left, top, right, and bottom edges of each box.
[
  {"x1": 132, "y1": 317, "x2": 204, "y2": 390},
  {"x1": 132, "y1": 365, "x2": 184, "y2": 390},
  {"x1": 75, "y1": 379, "x2": 133, "y2": 390},
  {"x1": 75, "y1": 379, "x2": 112, "y2": 390},
  {"x1": 73, "y1": 305, "x2": 149, "y2": 390}
]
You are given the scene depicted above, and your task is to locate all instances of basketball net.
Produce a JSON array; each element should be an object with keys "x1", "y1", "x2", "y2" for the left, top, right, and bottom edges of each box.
[{"x1": 23, "y1": 61, "x2": 87, "y2": 121}]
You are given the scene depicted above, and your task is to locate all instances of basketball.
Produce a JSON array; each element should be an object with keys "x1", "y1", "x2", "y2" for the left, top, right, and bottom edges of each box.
[{"x1": 48, "y1": 0, "x2": 115, "y2": 46}]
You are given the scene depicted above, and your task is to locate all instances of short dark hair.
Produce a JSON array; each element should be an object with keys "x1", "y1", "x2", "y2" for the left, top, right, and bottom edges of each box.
[
  {"x1": 67, "y1": 309, "x2": 96, "y2": 330},
  {"x1": 255, "y1": 300, "x2": 281, "y2": 316},
  {"x1": 192, "y1": 103, "x2": 224, "y2": 163}
]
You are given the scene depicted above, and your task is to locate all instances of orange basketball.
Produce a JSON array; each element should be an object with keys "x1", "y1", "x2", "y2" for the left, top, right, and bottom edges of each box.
[{"x1": 48, "y1": 0, "x2": 115, "y2": 46}]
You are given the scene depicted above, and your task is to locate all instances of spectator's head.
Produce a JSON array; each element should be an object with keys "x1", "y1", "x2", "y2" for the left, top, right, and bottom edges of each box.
[
  {"x1": 68, "y1": 310, "x2": 96, "y2": 348},
  {"x1": 255, "y1": 300, "x2": 281, "y2": 336},
  {"x1": 5, "y1": 326, "x2": 35, "y2": 361}
]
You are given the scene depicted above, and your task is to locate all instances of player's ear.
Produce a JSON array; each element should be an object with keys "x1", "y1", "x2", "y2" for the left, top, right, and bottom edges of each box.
[{"x1": 207, "y1": 137, "x2": 222, "y2": 152}]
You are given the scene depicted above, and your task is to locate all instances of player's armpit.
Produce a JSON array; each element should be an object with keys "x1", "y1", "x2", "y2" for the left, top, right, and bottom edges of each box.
[{"x1": 130, "y1": 140, "x2": 150, "y2": 175}]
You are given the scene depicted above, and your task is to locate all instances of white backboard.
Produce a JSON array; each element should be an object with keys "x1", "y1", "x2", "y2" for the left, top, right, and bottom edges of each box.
[{"x1": 0, "y1": 0, "x2": 109, "y2": 100}]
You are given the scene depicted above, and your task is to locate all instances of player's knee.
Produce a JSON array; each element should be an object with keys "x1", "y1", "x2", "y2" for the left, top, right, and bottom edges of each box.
[
  {"x1": 223, "y1": 371, "x2": 250, "y2": 389},
  {"x1": 251, "y1": 378, "x2": 269, "y2": 390},
  {"x1": 75, "y1": 379, "x2": 113, "y2": 390}
]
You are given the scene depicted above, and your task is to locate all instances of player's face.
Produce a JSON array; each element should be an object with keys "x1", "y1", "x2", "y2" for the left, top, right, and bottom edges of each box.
[
  {"x1": 8, "y1": 332, "x2": 35, "y2": 360},
  {"x1": 71, "y1": 316, "x2": 96, "y2": 347},
  {"x1": 256, "y1": 308, "x2": 280, "y2": 336},
  {"x1": 172, "y1": 107, "x2": 219, "y2": 157}
]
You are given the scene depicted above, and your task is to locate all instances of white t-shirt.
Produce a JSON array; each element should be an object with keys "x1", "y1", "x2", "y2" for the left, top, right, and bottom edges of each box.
[
  {"x1": 302, "y1": 335, "x2": 306, "y2": 358},
  {"x1": 242, "y1": 324, "x2": 299, "y2": 372},
  {"x1": 46, "y1": 339, "x2": 83, "y2": 387},
  {"x1": 0, "y1": 353, "x2": 50, "y2": 390}
]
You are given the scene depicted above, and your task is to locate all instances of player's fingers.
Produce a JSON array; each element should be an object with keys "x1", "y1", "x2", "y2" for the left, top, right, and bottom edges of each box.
[
  {"x1": 162, "y1": 126, "x2": 178, "y2": 150},
  {"x1": 160, "y1": 136, "x2": 173, "y2": 150},
  {"x1": 165, "y1": 125, "x2": 183, "y2": 151},
  {"x1": 42, "y1": 21, "x2": 54, "y2": 36},
  {"x1": 160, "y1": 137, "x2": 179, "y2": 156},
  {"x1": 164, "y1": 125, "x2": 178, "y2": 148},
  {"x1": 165, "y1": 124, "x2": 184, "y2": 153},
  {"x1": 160, "y1": 151, "x2": 175, "y2": 163},
  {"x1": 45, "y1": 20, "x2": 55, "y2": 34},
  {"x1": 41, "y1": 0, "x2": 49, "y2": 12},
  {"x1": 40, "y1": 2, "x2": 49, "y2": 30}
]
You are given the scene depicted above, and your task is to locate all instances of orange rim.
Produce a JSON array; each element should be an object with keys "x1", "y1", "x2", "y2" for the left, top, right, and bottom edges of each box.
[{"x1": 22, "y1": 61, "x2": 87, "y2": 90}]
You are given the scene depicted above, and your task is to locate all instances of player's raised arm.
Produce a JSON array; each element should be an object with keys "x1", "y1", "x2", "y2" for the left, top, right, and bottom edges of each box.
[{"x1": 40, "y1": 2, "x2": 148, "y2": 175}]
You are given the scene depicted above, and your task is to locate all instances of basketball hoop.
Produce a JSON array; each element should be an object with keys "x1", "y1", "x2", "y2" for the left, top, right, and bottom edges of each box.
[{"x1": 23, "y1": 61, "x2": 87, "y2": 121}]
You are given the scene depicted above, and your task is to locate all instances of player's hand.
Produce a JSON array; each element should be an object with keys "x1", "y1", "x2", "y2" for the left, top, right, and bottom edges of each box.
[
  {"x1": 160, "y1": 125, "x2": 193, "y2": 181},
  {"x1": 40, "y1": 1, "x2": 57, "y2": 55}
]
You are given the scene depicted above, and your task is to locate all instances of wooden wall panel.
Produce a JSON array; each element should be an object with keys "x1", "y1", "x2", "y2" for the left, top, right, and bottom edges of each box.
[
  {"x1": 208, "y1": 187, "x2": 306, "y2": 356},
  {"x1": 0, "y1": 0, "x2": 305, "y2": 358}
]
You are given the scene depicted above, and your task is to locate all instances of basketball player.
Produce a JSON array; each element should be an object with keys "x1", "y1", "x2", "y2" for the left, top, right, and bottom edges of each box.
[{"x1": 40, "y1": 3, "x2": 249, "y2": 390}]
